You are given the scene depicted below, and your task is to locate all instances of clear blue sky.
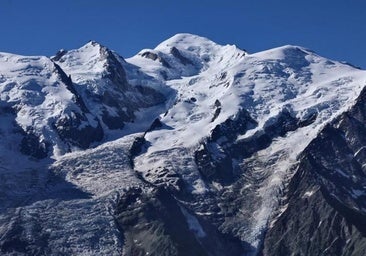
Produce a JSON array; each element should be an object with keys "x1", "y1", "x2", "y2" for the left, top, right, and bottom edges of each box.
[{"x1": 1, "y1": 0, "x2": 365, "y2": 68}]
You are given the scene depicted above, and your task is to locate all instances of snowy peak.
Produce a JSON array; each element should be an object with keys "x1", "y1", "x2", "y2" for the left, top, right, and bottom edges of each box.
[
  {"x1": 155, "y1": 33, "x2": 245, "y2": 60},
  {"x1": 129, "y1": 33, "x2": 246, "y2": 80},
  {"x1": 155, "y1": 33, "x2": 222, "y2": 57},
  {"x1": 54, "y1": 41, "x2": 131, "y2": 93},
  {"x1": 253, "y1": 44, "x2": 311, "y2": 58},
  {"x1": 53, "y1": 41, "x2": 117, "y2": 82},
  {"x1": 54, "y1": 40, "x2": 132, "y2": 100},
  {"x1": 250, "y1": 44, "x2": 321, "y2": 70}
]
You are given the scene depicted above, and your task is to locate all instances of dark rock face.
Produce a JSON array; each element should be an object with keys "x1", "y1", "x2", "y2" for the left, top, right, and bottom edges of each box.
[
  {"x1": 115, "y1": 187, "x2": 243, "y2": 256},
  {"x1": 129, "y1": 137, "x2": 148, "y2": 168},
  {"x1": 20, "y1": 130, "x2": 50, "y2": 159},
  {"x1": 100, "y1": 46, "x2": 130, "y2": 91},
  {"x1": 194, "y1": 105, "x2": 315, "y2": 186},
  {"x1": 170, "y1": 47, "x2": 194, "y2": 66},
  {"x1": 262, "y1": 88, "x2": 366, "y2": 255},
  {"x1": 262, "y1": 165, "x2": 366, "y2": 256},
  {"x1": 135, "y1": 85, "x2": 166, "y2": 106},
  {"x1": 195, "y1": 108, "x2": 257, "y2": 184},
  {"x1": 53, "y1": 63, "x2": 89, "y2": 113},
  {"x1": 1, "y1": 105, "x2": 50, "y2": 159},
  {"x1": 51, "y1": 49, "x2": 68, "y2": 62},
  {"x1": 230, "y1": 107, "x2": 316, "y2": 160},
  {"x1": 141, "y1": 51, "x2": 159, "y2": 61},
  {"x1": 210, "y1": 99, "x2": 222, "y2": 122},
  {"x1": 141, "y1": 51, "x2": 171, "y2": 68},
  {"x1": 85, "y1": 46, "x2": 167, "y2": 130},
  {"x1": 19, "y1": 110, "x2": 104, "y2": 159},
  {"x1": 96, "y1": 46, "x2": 141, "y2": 129},
  {"x1": 97, "y1": 84, "x2": 166, "y2": 130},
  {"x1": 54, "y1": 112, "x2": 104, "y2": 150},
  {"x1": 52, "y1": 63, "x2": 105, "y2": 150}
]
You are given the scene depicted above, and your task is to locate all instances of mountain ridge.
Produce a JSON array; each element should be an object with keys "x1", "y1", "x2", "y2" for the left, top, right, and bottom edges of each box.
[{"x1": 1, "y1": 33, "x2": 366, "y2": 255}]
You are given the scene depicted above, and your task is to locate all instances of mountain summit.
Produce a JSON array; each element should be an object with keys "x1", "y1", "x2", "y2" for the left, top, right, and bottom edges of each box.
[{"x1": 1, "y1": 34, "x2": 366, "y2": 256}]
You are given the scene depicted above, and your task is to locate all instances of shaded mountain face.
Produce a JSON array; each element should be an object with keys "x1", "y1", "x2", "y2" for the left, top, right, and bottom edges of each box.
[{"x1": 1, "y1": 33, "x2": 366, "y2": 256}]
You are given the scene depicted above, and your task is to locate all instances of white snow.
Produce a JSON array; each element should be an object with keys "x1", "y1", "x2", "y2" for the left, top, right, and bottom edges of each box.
[
  {"x1": 55, "y1": 41, "x2": 107, "y2": 84},
  {"x1": 303, "y1": 189, "x2": 318, "y2": 198},
  {"x1": 0, "y1": 52, "x2": 90, "y2": 158},
  {"x1": 354, "y1": 146, "x2": 366, "y2": 157}
]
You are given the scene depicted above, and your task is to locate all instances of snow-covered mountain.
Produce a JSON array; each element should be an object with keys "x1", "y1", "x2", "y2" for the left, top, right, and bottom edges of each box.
[{"x1": 1, "y1": 33, "x2": 366, "y2": 255}]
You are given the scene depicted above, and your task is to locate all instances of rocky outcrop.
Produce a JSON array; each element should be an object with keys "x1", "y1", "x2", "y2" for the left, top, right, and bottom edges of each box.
[
  {"x1": 97, "y1": 53, "x2": 166, "y2": 130},
  {"x1": 115, "y1": 187, "x2": 244, "y2": 256},
  {"x1": 195, "y1": 108, "x2": 257, "y2": 184},
  {"x1": 194, "y1": 106, "x2": 318, "y2": 185},
  {"x1": 20, "y1": 130, "x2": 50, "y2": 159},
  {"x1": 53, "y1": 112, "x2": 104, "y2": 150},
  {"x1": 53, "y1": 63, "x2": 89, "y2": 113},
  {"x1": 170, "y1": 47, "x2": 194, "y2": 66},
  {"x1": 100, "y1": 45, "x2": 130, "y2": 91},
  {"x1": 141, "y1": 51, "x2": 171, "y2": 68}
]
